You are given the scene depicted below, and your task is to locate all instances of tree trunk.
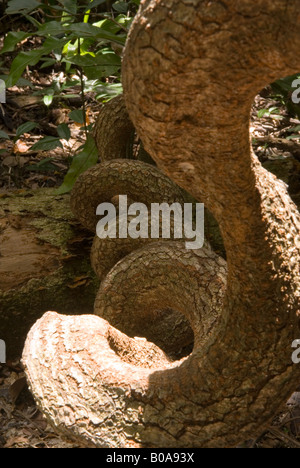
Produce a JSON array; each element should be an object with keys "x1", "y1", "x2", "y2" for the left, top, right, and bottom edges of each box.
[
  {"x1": 0, "y1": 189, "x2": 98, "y2": 358},
  {"x1": 22, "y1": 0, "x2": 300, "y2": 448},
  {"x1": 93, "y1": 94, "x2": 135, "y2": 161}
]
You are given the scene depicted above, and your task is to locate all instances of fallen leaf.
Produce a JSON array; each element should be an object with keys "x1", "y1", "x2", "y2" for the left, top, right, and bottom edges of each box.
[
  {"x1": 2, "y1": 156, "x2": 17, "y2": 167},
  {"x1": 4, "y1": 436, "x2": 30, "y2": 448},
  {"x1": 13, "y1": 139, "x2": 30, "y2": 154},
  {"x1": 67, "y1": 276, "x2": 90, "y2": 289},
  {"x1": 9, "y1": 376, "x2": 27, "y2": 404}
]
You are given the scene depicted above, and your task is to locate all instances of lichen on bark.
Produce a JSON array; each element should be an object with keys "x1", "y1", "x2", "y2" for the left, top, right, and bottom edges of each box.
[{"x1": 0, "y1": 189, "x2": 98, "y2": 358}]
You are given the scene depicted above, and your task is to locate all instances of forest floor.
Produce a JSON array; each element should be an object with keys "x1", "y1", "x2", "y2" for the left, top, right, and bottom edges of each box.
[{"x1": 0, "y1": 358, "x2": 300, "y2": 448}]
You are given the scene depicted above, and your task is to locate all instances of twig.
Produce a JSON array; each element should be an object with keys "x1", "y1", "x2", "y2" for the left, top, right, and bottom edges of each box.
[
  {"x1": 253, "y1": 135, "x2": 300, "y2": 157},
  {"x1": 15, "y1": 409, "x2": 45, "y2": 436},
  {"x1": 266, "y1": 426, "x2": 300, "y2": 448},
  {"x1": 77, "y1": 42, "x2": 88, "y2": 141},
  {"x1": 278, "y1": 416, "x2": 300, "y2": 428},
  {"x1": 249, "y1": 430, "x2": 268, "y2": 448}
]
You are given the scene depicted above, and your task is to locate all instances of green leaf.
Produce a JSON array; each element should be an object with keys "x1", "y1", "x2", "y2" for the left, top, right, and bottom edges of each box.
[
  {"x1": 31, "y1": 136, "x2": 63, "y2": 151},
  {"x1": 288, "y1": 125, "x2": 300, "y2": 133},
  {"x1": 286, "y1": 134, "x2": 300, "y2": 140},
  {"x1": 57, "y1": 123, "x2": 71, "y2": 140},
  {"x1": 268, "y1": 106, "x2": 279, "y2": 114},
  {"x1": 16, "y1": 78, "x2": 35, "y2": 88},
  {"x1": 23, "y1": 14, "x2": 41, "y2": 28},
  {"x1": 25, "y1": 157, "x2": 60, "y2": 172},
  {"x1": 5, "y1": 37, "x2": 68, "y2": 87},
  {"x1": 36, "y1": 21, "x2": 126, "y2": 46},
  {"x1": 69, "y1": 23, "x2": 126, "y2": 45},
  {"x1": 94, "y1": 82, "x2": 123, "y2": 99},
  {"x1": 84, "y1": 0, "x2": 107, "y2": 11},
  {"x1": 36, "y1": 21, "x2": 67, "y2": 36},
  {"x1": 0, "y1": 130, "x2": 10, "y2": 140},
  {"x1": 69, "y1": 109, "x2": 85, "y2": 124},
  {"x1": 93, "y1": 18, "x2": 122, "y2": 35},
  {"x1": 56, "y1": 135, "x2": 98, "y2": 194},
  {"x1": 272, "y1": 74, "x2": 300, "y2": 95},
  {"x1": 62, "y1": 40, "x2": 76, "y2": 55},
  {"x1": 1, "y1": 31, "x2": 30, "y2": 54},
  {"x1": 40, "y1": 58, "x2": 57, "y2": 69},
  {"x1": 271, "y1": 114, "x2": 283, "y2": 121},
  {"x1": 59, "y1": 0, "x2": 78, "y2": 15},
  {"x1": 116, "y1": 14, "x2": 134, "y2": 29},
  {"x1": 43, "y1": 95, "x2": 54, "y2": 106},
  {"x1": 257, "y1": 109, "x2": 270, "y2": 118},
  {"x1": 6, "y1": 50, "x2": 44, "y2": 88},
  {"x1": 85, "y1": 65, "x2": 120, "y2": 80},
  {"x1": 16, "y1": 121, "x2": 37, "y2": 138},
  {"x1": 65, "y1": 51, "x2": 121, "y2": 68},
  {"x1": 6, "y1": 0, "x2": 41, "y2": 14},
  {"x1": 112, "y1": 1, "x2": 129, "y2": 13}
]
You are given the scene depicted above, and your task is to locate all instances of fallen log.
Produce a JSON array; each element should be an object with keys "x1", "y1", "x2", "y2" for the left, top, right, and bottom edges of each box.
[{"x1": 0, "y1": 188, "x2": 99, "y2": 359}]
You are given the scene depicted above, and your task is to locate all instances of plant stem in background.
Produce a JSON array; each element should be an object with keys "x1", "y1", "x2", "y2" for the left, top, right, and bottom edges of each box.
[{"x1": 77, "y1": 39, "x2": 88, "y2": 140}]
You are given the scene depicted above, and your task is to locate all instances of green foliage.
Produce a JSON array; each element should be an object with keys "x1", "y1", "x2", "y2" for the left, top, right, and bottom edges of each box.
[
  {"x1": 1, "y1": 0, "x2": 139, "y2": 192},
  {"x1": 271, "y1": 73, "x2": 300, "y2": 119},
  {"x1": 0, "y1": 121, "x2": 38, "y2": 143},
  {"x1": 257, "y1": 106, "x2": 283, "y2": 120},
  {"x1": 5, "y1": 0, "x2": 41, "y2": 14},
  {"x1": 0, "y1": 31, "x2": 30, "y2": 53},
  {"x1": 1, "y1": 2, "x2": 131, "y2": 90},
  {"x1": 56, "y1": 134, "x2": 99, "y2": 194},
  {"x1": 15, "y1": 121, "x2": 38, "y2": 137},
  {"x1": 0, "y1": 130, "x2": 10, "y2": 140},
  {"x1": 25, "y1": 157, "x2": 62, "y2": 172},
  {"x1": 57, "y1": 123, "x2": 71, "y2": 140},
  {"x1": 286, "y1": 125, "x2": 300, "y2": 141},
  {"x1": 31, "y1": 136, "x2": 64, "y2": 151}
]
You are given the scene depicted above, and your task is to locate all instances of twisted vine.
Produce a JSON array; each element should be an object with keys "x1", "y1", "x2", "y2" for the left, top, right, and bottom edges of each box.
[{"x1": 22, "y1": 0, "x2": 300, "y2": 448}]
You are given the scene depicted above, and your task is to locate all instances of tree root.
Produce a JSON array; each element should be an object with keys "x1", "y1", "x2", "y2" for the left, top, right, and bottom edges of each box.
[{"x1": 22, "y1": 0, "x2": 300, "y2": 448}]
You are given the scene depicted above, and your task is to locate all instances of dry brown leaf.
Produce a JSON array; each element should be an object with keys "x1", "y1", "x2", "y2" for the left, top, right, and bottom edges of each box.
[
  {"x1": 4, "y1": 436, "x2": 31, "y2": 448},
  {"x1": 2, "y1": 156, "x2": 17, "y2": 167},
  {"x1": 67, "y1": 276, "x2": 89, "y2": 289},
  {"x1": 9, "y1": 377, "x2": 27, "y2": 404},
  {"x1": 13, "y1": 140, "x2": 30, "y2": 154}
]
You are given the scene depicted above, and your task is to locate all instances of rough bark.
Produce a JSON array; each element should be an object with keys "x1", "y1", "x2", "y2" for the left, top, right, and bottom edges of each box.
[
  {"x1": 93, "y1": 94, "x2": 158, "y2": 165},
  {"x1": 94, "y1": 241, "x2": 226, "y2": 358},
  {"x1": 93, "y1": 94, "x2": 135, "y2": 161},
  {"x1": 22, "y1": 0, "x2": 300, "y2": 449},
  {"x1": 0, "y1": 189, "x2": 98, "y2": 358},
  {"x1": 94, "y1": 93, "x2": 226, "y2": 255},
  {"x1": 70, "y1": 159, "x2": 186, "y2": 232},
  {"x1": 70, "y1": 158, "x2": 204, "y2": 355}
]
